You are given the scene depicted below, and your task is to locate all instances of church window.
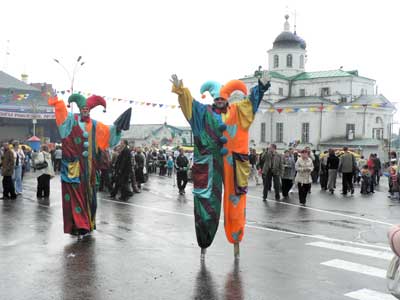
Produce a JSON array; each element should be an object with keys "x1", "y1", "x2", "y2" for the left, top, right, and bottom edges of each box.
[
  {"x1": 373, "y1": 128, "x2": 383, "y2": 140},
  {"x1": 346, "y1": 124, "x2": 355, "y2": 140},
  {"x1": 276, "y1": 123, "x2": 283, "y2": 143},
  {"x1": 301, "y1": 123, "x2": 310, "y2": 143},
  {"x1": 376, "y1": 117, "x2": 383, "y2": 124},
  {"x1": 274, "y1": 55, "x2": 279, "y2": 68},
  {"x1": 287, "y1": 54, "x2": 293, "y2": 67},
  {"x1": 279, "y1": 88, "x2": 284, "y2": 96},
  {"x1": 300, "y1": 89, "x2": 305, "y2": 97},
  {"x1": 321, "y1": 87, "x2": 330, "y2": 97},
  {"x1": 261, "y1": 122, "x2": 266, "y2": 142},
  {"x1": 300, "y1": 55, "x2": 304, "y2": 69}
]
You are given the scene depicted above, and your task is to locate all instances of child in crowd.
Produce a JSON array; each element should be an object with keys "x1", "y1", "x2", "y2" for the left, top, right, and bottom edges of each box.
[
  {"x1": 360, "y1": 165, "x2": 373, "y2": 195},
  {"x1": 167, "y1": 156, "x2": 174, "y2": 177}
]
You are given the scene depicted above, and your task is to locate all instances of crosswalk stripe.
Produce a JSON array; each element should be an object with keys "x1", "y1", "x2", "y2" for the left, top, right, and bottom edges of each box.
[
  {"x1": 321, "y1": 259, "x2": 387, "y2": 278},
  {"x1": 345, "y1": 288, "x2": 396, "y2": 300},
  {"x1": 307, "y1": 241, "x2": 393, "y2": 260}
]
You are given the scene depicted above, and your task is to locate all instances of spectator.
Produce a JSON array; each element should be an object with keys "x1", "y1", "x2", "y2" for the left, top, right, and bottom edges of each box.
[
  {"x1": 339, "y1": 146, "x2": 356, "y2": 196},
  {"x1": 249, "y1": 148, "x2": 261, "y2": 185},
  {"x1": 1, "y1": 143, "x2": 16, "y2": 200},
  {"x1": 167, "y1": 156, "x2": 174, "y2": 177},
  {"x1": 281, "y1": 150, "x2": 295, "y2": 198},
  {"x1": 295, "y1": 149, "x2": 314, "y2": 206},
  {"x1": 262, "y1": 144, "x2": 283, "y2": 201},
  {"x1": 111, "y1": 140, "x2": 133, "y2": 201},
  {"x1": 54, "y1": 146, "x2": 62, "y2": 173},
  {"x1": 175, "y1": 148, "x2": 189, "y2": 195},
  {"x1": 12, "y1": 140, "x2": 25, "y2": 195},
  {"x1": 327, "y1": 149, "x2": 339, "y2": 194},
  {"x1": 135, "y1": 147, "x2": 146, "y2": 190},
  {"x1": 319, "y1": 151, "x2": 329, "y2": 190},
  {"x1": 33, "y1": 144, "x2": 54, "y2": 199}
]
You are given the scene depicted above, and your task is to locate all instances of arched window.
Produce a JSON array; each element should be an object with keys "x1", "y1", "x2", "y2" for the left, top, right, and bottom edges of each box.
[
  {"x1": 376, "y1": 116, "x2": 383, "y2": 124},
  {"x1": 274, "y1": 55, "x2": 279, "y2": 68},
  {"x1": 287, "y1": 54, "x2": 293, "y2": 67},
  {"x1": 300, "y1": 55, "x2": 304, "y2": 69}
]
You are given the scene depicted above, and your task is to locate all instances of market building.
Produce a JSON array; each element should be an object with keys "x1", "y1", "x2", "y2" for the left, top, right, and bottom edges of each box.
[{"x1": 0, "y1": 71, "x2": 58, "y2": 142}]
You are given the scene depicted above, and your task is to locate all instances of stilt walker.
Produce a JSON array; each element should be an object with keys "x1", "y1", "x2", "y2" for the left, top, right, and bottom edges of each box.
[
  {"x1": 171, "y1": 73, "x2": 270, "y2": 259},
  {"x1": 48, "y1": 94, "x2": 131, "y2": 240}
]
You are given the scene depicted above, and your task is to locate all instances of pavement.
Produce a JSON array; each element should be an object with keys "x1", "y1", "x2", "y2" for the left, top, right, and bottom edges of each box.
[{"x1": 1, "y1": 172, "x2": 400, "y2": 300}]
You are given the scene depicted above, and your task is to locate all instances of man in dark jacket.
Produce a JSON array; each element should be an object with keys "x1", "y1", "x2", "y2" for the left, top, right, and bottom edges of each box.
[
  {"x1": 175, "y1": 148, "x2": 189, "y2": 195},
  {"x1": 262, "y1": 144, "x2": 284, "y2": 201},
  {"x1": 135, "y1": 147, "x2": 146, "y2": 190},
  {"x1": 98, "y1": 149, "x2": 112, "y2": 192},
  {"x1": 1, "y1": 143, "x2": 17, "y2": 200},
  {"x1": 111, "y1": 140, "x2": 133, "y2": 201},
  {"x1": 327, "y1": 149, "x2": 339, "y2": 194},
  {"x1": 339, "y1": 147, "x2": 356, "y2": 195},
  {"x1": 373, "y1": 154, "x2": 382, "y2": 185}
]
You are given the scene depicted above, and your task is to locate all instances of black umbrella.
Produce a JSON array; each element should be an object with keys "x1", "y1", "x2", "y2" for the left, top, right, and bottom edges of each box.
[{"x1": 114, "y1": 107, "x2": 132, "y2": 131}]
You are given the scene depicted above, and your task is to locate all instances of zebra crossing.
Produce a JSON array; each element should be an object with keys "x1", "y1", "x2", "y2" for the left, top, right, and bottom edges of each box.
[{"x1": 306, "y1": 240, "x2": 397, "y2": 299}]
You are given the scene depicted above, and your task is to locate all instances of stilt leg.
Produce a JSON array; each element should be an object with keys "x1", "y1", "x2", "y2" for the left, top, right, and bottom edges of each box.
[
  {"x1": 234, "y1": 243, "x2": 240, "y2": 260},
  {"x1": 200, "y1": 248, "x2": 207, "y2": 260}
]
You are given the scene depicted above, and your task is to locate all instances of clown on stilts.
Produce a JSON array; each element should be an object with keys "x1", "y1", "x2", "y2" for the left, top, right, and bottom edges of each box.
[
  {"x1": 48, "y1": 94, "x2": 131, "y2": 240},
  {"x1": 170, "y1": 73, "x2": 270, "y2": 259}
]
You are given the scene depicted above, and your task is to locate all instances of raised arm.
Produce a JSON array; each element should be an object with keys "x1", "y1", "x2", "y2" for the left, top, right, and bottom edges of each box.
[
  {"x1": 249, "y1": 72, "x2": 271, "y2": 114},
  {"x1": 48, "y1": 96, "x2": 68, "y2": 126},
  {"x1": 95, "y1": 123, "x2": 121, "y2": 151},
  {"x1": 235, "y1": 73, "x2": 271, "y2": 129},
  {"x1": 170, "y1": 74, "x2": 194, "y2": 122}
]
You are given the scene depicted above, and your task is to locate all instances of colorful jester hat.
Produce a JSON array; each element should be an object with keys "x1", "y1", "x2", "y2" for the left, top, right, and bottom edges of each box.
[
  {"x1": 68, "y1": 94, "x2": 107, "y2": 112},
  {"x1": 200, "y1": 80, "x2": 248, "y2": 100},
  {"x1": 200, "y1": 81, "x2": 223, "y2": 99},
  {"x1": 219, "y1": 80, "x2": 248, "y2": 100}
]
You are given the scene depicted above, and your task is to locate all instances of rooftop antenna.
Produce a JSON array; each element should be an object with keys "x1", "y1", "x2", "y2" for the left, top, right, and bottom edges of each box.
[{"x1": 294, "y1": 10, "x2": 297, "y2": 34}]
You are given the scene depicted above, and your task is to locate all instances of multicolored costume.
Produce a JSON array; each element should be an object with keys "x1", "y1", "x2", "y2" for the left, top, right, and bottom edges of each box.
[
  {"x1": 49, "y1": 94, "x2": 121, "y2": 235},
  {"x1": 172, "y1": 78, "x2": 269, "y2": 250}
]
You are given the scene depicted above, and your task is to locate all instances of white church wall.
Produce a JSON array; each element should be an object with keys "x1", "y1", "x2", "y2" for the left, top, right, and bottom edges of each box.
[
  {"x1": 268, "y1": 48, "x2": 306, "y2": 77},
  {"x1": 351, "y1": 78, "x2": 375, "y2": 97},
  {"x1": 292, "y1": 78, "x2": 351, "y2": 98}
]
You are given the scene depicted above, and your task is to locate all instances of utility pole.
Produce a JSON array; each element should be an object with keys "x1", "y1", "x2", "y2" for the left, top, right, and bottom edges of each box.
[
  {"x1": 362, "y1": 104, "x2": 367, "y2": 138},
  {"x1": 318, "y1": 103, "x2": 324, "y2": 150}
]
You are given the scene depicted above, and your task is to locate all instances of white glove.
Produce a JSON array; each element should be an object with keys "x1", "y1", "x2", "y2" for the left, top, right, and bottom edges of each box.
[
  {"x1": 259, "y1": 71, "x2": 271, "y2": 86},
  {"x1": 170, "y1": 74, "x2": 183, "y2": 89}
]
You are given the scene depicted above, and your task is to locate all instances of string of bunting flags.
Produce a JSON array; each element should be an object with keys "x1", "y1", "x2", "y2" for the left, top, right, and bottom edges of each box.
[
  {"x1": 258, "y1": 103, "x2": 388, "y2": 114},
  {"x1": 53, "y1": 89, "x2": 389, "y2": 113},
  {"x1": 55, "y1": 90, "x2": 181, "y2": 109}
]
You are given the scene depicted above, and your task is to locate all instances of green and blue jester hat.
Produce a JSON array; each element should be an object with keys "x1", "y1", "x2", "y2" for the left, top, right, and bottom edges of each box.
[{"x1": 200, "y1": 81, "x2": 223, "y2": 99}]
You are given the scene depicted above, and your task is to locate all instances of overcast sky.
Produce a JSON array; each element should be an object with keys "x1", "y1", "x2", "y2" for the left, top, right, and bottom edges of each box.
[{"x1": 1, "y1": 0, "x2": 400, "y2": 128}]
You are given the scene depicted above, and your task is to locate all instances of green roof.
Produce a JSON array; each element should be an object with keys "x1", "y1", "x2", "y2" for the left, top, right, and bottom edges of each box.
[
  {"x1": 241, "y1": 69, "x2": 374, "y2": 82},
  {"x1": 269, "y1": 71, "x2": 290, "y2": 80},
  {"x1": 291, "y1": 70, "x2": 354, "y2": 81}
]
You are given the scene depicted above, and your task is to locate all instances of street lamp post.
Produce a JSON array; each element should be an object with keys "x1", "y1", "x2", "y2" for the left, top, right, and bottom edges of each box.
[{"x1": 53, "y1": 56, "x2": 85, "y2": 112}]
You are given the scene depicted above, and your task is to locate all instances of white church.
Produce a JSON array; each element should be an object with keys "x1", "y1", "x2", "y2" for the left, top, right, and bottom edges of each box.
[{"x1": 241, "y1": 15, "x2": 395, "y2": 159}]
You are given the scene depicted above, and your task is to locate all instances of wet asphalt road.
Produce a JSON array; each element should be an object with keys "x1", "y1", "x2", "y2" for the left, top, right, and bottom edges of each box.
[{"x1": 1, "y1": 173, "x2": 400, "y2": 300}]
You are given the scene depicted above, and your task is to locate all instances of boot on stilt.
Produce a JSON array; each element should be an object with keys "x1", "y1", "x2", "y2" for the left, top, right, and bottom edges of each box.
[
  {"x1": 200, "y1": 248, "x2": 207, "y2": 260},
  {"x1": 234, "y1": 243, "x2": 240, "y2": 260}
]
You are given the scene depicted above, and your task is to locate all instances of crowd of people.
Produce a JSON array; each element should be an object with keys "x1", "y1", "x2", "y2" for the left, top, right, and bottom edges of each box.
[
  {"x1": 0, "y1": 140, "x2": 55, "y2": 200},
  {"x1": 100, "y1": 140, "x2": 193, "y2": 200},
  {"x1": 1, "y1": 138, "x2": 399, "y2": 207},
  {"x1": 248, "y1": 144, "x2": 398, "y2": 205},
  {"x1": 0, "y1": 138, "x2": 195, "y2": 202}
]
